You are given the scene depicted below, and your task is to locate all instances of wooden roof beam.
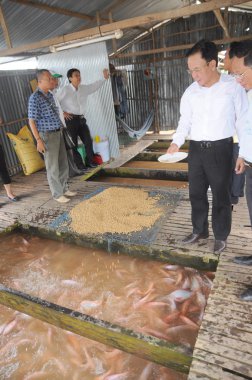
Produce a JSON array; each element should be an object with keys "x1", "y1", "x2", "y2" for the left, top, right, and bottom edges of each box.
[
  {"x1": 0, "y1": 4, "x2": 12, "y2": 48},
  {"x1": 8, "y1": 0, "x2": 110, "y2": 23},
  {"x1": 0, "y1": 0, "x2": 250, "y2": 57},
  {"x1": 201, "y1": 1, "x2": 230, "y2": 37},
  {"x1": 213, "y1": 8, "x2": 230, "y2": 37},
  {"x1": 115, "y1": 35, "x2": 252, "y2": 58}
]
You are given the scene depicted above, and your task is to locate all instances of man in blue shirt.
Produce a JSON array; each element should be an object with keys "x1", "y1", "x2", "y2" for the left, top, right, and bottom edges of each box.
[{"x1": 28, "y1": 69, "x2": 76, "y2": 203}]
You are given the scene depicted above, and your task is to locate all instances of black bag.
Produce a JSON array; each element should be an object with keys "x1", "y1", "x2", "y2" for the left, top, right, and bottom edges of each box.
[
  {"x1": 67, "y1": 149, "x2": 86, "y2": 177},
  {"x1": 62, "y1": 127, "x2": 75, "y2": 150},
  {"x1": 38, "y1": 90, "x2": 75, "y2": 150}
]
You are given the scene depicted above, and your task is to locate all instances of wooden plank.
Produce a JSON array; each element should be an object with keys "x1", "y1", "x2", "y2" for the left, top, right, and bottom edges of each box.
[
  {"x1": 204, "y1": 300, "x2": 252, "y2": 324},
  {"x1": 189, "y1": 359, "x2": 237, "y2": 380},
  {"x1": 193, "y1": 348, "x2": 252, "y2": 378},
  {"x1": 117, "y1": 34, "x2": 252, "y2": 58},
  {"x1": 79, "y1": 163, "x2": 107, "y2": 181},
  {"x1": 0, "y1": 284, "x2": 191, "y2": 373},
  {"x1": 198, "y1": 326, "x2": 252, "y2": 352},
  {"x1": 213, "y1": 9, "x2": 230, "y2": 37},
  {"x1": 0, "y1": 0, "x2": 250, "y2": 57},
  {"x1": 0, "y1": 5, "x2": 12, "y2": 48},
  {"x1": 20, "y1": 223, "x2": 216, "y2": 271},
  {"x1": 122, "y1": 161, "x2": 188, "y2": 171},
  {"x1": 214, "y1": 270, "x2": 252, "y2": 284},
  {"x1": 106, "y1": 139, "x2": 153, "y2": 169}
]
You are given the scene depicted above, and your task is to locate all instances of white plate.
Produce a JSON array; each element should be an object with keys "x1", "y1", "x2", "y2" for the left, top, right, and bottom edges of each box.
[{"x1": 158, "y1": 152, "x2": 188, "y2": 163}]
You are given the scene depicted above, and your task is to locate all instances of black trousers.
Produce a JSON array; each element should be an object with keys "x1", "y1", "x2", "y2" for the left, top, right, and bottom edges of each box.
[
  {"x1": 188, "y1": 138, "x2": 233, "y2": 241},
  {"x1": 245, "y1": 166, "x2": 252, "y2": 226},
  {"x1": 0, "y1": 144, "x2": 11, "y2": 184},
  {"x1": 231, "y1": 143, "x2": 245, "y2": 204},
  {"x1": 65, "y1": 116, "x2": 94, "y2": 169}
]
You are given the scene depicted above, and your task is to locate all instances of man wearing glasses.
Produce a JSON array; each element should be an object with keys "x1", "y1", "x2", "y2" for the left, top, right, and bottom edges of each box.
[
  {"x1": 167, "y1": 39, "x2": 248, "y2": 254},
  {"x1": 28, "y1": 69, "x2": 76, "y2": 203},
  {"x1": 231, "y1": 40, "x2": 252, "y2": 301}
]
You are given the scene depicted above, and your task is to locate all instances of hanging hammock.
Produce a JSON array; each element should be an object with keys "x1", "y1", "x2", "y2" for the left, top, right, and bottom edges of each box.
[{"x1": 116, "y1": 109, "x2": 154, "y2": 140}]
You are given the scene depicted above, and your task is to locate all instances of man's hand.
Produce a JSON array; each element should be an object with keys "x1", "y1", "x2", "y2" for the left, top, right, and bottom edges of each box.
[
  {"x1": 37, "y1": 139, "x2": 46, "y2": 154},
  {"x1": 235, "y1": 157, "x2": 245, "y2": 174},
  {"x1": 167, "y1": 143, "x2": 179, "y2": 154},
  {"x1": 63, "y1": 112, "x2": 73, "y2": 120},
  {"x1": 103, "y1": 68, "x2": 110, "y2": 80}
]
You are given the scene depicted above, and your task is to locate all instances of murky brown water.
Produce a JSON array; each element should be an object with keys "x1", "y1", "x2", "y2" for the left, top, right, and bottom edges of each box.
[{"x1": 0, "y1": 234, "x2": 213, "y2": 379}]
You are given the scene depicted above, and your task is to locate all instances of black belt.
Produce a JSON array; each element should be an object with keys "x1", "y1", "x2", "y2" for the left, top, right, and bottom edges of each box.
[
  {"x1": 191, "y1": 137, "x2": 233, "y2": 149},
  {"x1": 245, "y1": 160, "x2": 252, "y2": 168},
  {"x1": 46, "y1": 128, "x2": 61, "y2": 133},
  {"x1": 71, "y1": 114, "x2": 85, "y2": 119}
]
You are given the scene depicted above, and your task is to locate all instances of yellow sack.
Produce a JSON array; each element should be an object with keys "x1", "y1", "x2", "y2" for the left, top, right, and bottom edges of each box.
[{"x1": 7, "y1": 125, "x2": 45, "y2": 175}]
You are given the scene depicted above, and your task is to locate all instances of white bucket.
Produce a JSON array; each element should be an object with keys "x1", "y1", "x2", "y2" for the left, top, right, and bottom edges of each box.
[{"x1": 93, "y1": 139, "x2": 110, "y2": 163}]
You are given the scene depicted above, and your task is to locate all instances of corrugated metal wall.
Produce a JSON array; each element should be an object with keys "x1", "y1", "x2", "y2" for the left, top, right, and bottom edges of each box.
[
  {"x1": 38, "y1": 42, "x2": 120, "y2": 159},
  {"x1": 0, "y1": 70, "x2": 36, "y2": 175},
  {"x1": 111, "y1": 10, "x2": 252, "y2": 131}
]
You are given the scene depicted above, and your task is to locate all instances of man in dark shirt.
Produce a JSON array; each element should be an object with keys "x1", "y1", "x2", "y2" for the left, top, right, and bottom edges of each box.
[{"x1": 28, "y1": 69, "x2": 76, "y2": 203}]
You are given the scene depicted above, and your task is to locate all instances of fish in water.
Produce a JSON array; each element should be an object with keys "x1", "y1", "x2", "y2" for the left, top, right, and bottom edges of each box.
[
  {"x1": 61, "y1": 279, "x2": 79, "y2": 287},
  {"x1": 139, "y1": 363, "x2": 153, "y2": 380},
  {"x1": 1, "y1": 319, "x2": 17, "y2": 335},
  {"x1": 79, "y1": 300, "x2": 103, "y2": 311},
  {"x1": 163, "y1": 264, "x2": 180, "y2": 271},
  {"x1": 169, "y1": 289, "x2": 192, "y2": 303}
]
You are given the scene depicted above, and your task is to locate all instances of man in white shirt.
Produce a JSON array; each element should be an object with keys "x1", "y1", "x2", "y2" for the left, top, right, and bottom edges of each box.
[
  {"x1": 57, "y1": 68, "x2": 109, "y2": 170},
  {"x1": 223, "y1": 45, "x2": 246, "y2": 209},
  {"x1": 167, "y1": 40, "x2": 248, "y2": 254},
  {"x1": 231, "y1": 40, "x2": 252, "y2": 301}
]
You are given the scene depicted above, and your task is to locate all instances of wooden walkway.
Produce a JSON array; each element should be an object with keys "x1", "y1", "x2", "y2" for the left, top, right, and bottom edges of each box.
[
  {"x1": 153, "y1": 189, "x2": 252, "y2": 379},
  {"x1": 0, "y1": 148, "x2": 252, "y2": 378}
]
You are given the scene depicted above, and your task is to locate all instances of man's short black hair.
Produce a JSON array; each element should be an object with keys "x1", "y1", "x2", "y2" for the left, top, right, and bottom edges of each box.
[
  {"x1": 67, "y1": 68, "x2": 80, "y2": 83},
  {"x1": 186, "y1": 39, "x2": 218, "y2": 65},
  {"x1": 37, "y1": 69, "x2": 50, "y2": 81},
  {"x1": 228, "y1": 42, "x2": 243, "y2": 59},
  {"x1": 229, "y1": 40, "x2": 252, "y2": 67}
]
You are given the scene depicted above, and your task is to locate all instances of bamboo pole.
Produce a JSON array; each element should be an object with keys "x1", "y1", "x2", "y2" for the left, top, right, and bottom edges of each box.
[{"x1": 0, "y1": 284, "x2": 191, "y2": 373}]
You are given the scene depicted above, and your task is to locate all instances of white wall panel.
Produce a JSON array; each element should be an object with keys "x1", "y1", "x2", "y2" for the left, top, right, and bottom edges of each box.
[{"x1": 38, "y1": 42, "x2": 119, "y2": 158}]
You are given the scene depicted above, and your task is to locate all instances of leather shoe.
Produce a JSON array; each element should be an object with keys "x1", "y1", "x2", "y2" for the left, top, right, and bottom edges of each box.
[
  {"x1": 233, "y1": 255, "x2": 252, "y2": 266},
  {"x1": 239, "y1": 287, "x2": 252, "y2": 301},
  {"x1": 213, "y1": 240, "x2": 226, "y2": 254},
  {"x1": 182, "y1": 232, "x2": 209, "y2": 244}
]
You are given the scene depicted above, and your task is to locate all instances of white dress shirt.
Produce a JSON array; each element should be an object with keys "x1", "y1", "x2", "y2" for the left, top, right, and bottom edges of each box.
[
  {"x1": 56, "y1": 80, "x2": 105, "y2": 116},
  {"x1": 239, "y1": 89, "x2": 252, "y2": 163},
  {"x1": 51, "y1": 90, "x2": 66, "y2": 127},
  {"x1": 172, "y1": 74, "x2": 248, "y2": 148}
]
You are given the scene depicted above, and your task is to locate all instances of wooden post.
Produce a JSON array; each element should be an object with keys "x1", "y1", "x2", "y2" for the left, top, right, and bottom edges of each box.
[
  {"x1": 152, "y1": 28, "x2": 160, "y2": 134},
  {"x1": 0, "y1": 284, "x2": 191, "y2": 373}
]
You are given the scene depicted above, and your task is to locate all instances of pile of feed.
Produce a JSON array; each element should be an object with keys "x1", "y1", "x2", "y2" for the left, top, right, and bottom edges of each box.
[{"x1": 69, "y1": 187, "x2": 163, "y2": 235}]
